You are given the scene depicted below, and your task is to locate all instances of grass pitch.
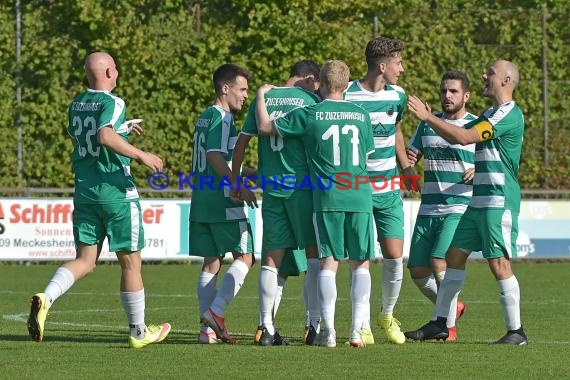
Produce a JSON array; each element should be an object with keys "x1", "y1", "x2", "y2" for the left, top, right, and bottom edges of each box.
[{"x1": 1, "y1": 261, "x2": 569, "y2": 379}]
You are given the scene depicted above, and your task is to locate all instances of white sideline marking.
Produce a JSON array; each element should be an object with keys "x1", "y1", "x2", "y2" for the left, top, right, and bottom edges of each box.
[
  {"x1": 3, "y1": 312, "x2": 255, "y2": 337},
  {"x1": 3, "y1": 312, "x2": 569, "y2": 345},
  {"x1": 2, "y1": 290, "x2": 569, "y2": 306}
]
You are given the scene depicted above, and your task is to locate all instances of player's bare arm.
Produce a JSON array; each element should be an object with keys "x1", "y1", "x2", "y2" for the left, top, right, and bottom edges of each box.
[
  {"x1": 395, "y1": 121, "x2": 419, "y2": 192},
  {"x1": 408, "y1": 95, "x2": 481, "y2": 145},
  {"x1": 97, "y1": 126, "x2": 163, "y2": 171},
  {"x1": 231, "y1": 133, "x2": 251, "y2": 187},
  {"x1": 229, "y1": 133, "x2": 257, "y2": 206},
  {"x1": 255, "y1": 84, "x2": 277, "y2": 135},
  {"x1": 207, "y1": 151, "x2": 258, "y2": 208}
]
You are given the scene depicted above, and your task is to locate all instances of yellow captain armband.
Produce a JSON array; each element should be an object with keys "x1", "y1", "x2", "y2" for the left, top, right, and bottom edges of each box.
[{"x1": 473, "y1": 120, "x2": 494, "y2": 141}]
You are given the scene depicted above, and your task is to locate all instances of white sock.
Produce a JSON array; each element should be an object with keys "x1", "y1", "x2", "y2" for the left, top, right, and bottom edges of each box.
[
  {"x1": 274, "y1": 275, "x2": 286, "y2": 318},
  {"x1": 318, "y1": 269, "x2": 337, "y2": 330},
  {"x1": 44, "y1": 267, "x2": 75, "y2": 308},
  {"x1": 306, "y1": 258, "x2": 320, "y2": 329},
  {"x1": 351, "y1": 268, "x2": 371, "y2": 332},
  {"x1": 211, "y1": 259, "x2": 249, "y2": 317},
  {"x1": 413, "y1": 275, "x2": 439, "y2": 321},
  {"x1": 197, "y1": 271, "x2": 218, "y2": 316},
  {"x1": 302, "y1": 276, "x2": 310, "y2": 327},
  {"x1": 350, "y1": 266, "x2": 371, "y2": 329},
  {"x1": 433, "y1": 270, "x2": 458, "y2": 326},
  {"x1": 446, "y1": 293, "x2": 460, "y2": 328},
  {"x1": 435, "y1": 270, "x2": 446, "y2": 286},
  {"x1": 435, "y1": 268, "x2": 465, "y2": 321},
  {"x1": 381, "y1": 257, "x2": 403, "y2": 315},
  {"x1": 413, "y1": 275, "x2": 438, "y2": 304},
  {"x1": 498, "y1": 275, "x2": 521, "y2": 331},
  {"x1": 120, "y1": 289, "x2": 146, "y2": 339},
  {"x1": 259, "y1": 266, "x2": 277, "y2": 334}
]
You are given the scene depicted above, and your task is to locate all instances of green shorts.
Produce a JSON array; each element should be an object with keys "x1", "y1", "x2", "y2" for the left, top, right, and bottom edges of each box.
[
  {"x1": 274, "y1": 249, "x2": 308, "y2": 277},
  {"x1": 261, "y1": 191, "x2": 315, "y2": 250},
  {"x1": 189, "y1": 220, "x2": 254, "y2": 257},
  {"x1": 313, "y1": 211, "x2": 374, "y2": 261},
  {"x1": 73, "y1": 201, "x2": 144, "y2": 253},
  {"x1": 407, "y1": 214, "x2": 463, "y2": 268},
  {"x1": 451, "y1": 207, "x2": 519, "y2": 259},
  {"x1": 372, "y1": 192, "x2": 404, "y2": 241}
]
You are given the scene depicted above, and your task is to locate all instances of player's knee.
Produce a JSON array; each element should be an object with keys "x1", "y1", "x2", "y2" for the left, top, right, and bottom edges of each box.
[
  {"x1": 409, "y1": 266, "x2": 431, "y2": 279},
  {"x1": 74, "y1": 261, "x2": 97, "y2": 280},
  {"x1": 488, "y1": 257, "x2": 513, "y2": 279},
  {"x1": 86, "y1": 262, "x2": 97, "y2": 274},
  {"x1": 237, "y1": 253, "x2": 255, "y2": 268}
]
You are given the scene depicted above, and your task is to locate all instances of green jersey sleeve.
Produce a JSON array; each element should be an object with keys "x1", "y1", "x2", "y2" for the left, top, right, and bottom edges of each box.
[
  {"x1": 274, "y1": 107, "x2": 308, "y2": 138},
  {"x1": 206, "y1": 109, "x2": 232, "y2": 153},
  {"x1": 241, "y1": 99, "x2": 258, "y2": 136},
  {"x1": 487, "y1": 102, "x2": 524, "y2": 139},
  {"x1": 97, "y1": 96, "x2": 125, "y2": 131}
]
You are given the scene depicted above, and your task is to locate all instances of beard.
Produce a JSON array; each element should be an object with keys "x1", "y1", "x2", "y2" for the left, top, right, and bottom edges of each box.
[{"x1": 442, "y1": 102, "x2": 464, "y2": 115}]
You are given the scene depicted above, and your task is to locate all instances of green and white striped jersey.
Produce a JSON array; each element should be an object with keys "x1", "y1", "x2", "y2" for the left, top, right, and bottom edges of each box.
[
  {"x1": 241, "y1": 86, "x2": 320, "y2": 197},
  {"x1": 466, "y1": 101, "x2": 524, "y2": 212},
  {"x1": 344, "y1": 80, "x2": 407, "y2": 200},
  {"x1": 190, "y1": 105, "x2": 246, "y2": 223},
  {"x1": 67, "y1": 89, "x2": 139, "y2": 204},
  {"x1": 409, "y1": 111, "x2": 477, "y2": 216}
]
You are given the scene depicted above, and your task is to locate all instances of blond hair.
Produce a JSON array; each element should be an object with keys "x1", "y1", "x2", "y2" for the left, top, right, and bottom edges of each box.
[{"x1": 319, "y1": 60, "x2": 350, "y2": 93}]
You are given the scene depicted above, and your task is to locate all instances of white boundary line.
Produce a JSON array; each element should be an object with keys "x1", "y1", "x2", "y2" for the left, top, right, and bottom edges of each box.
[
  {"x1": 1, "y1": 290, "x2": 567, "y2": 306},
  {"x1": 3, "y1": 312, "x2": 570, "y2": 345},
  {"x1": 3, "y1": 312, "x2": 255, "y2": 337}
]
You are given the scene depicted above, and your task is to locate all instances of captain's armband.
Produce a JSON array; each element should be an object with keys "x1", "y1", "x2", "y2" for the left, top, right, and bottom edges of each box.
[{"x1": 473, "y1": 120, "x2": 494, "y2": 141}]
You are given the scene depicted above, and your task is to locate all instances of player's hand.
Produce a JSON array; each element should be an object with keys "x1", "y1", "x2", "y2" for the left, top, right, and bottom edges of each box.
[
  {"x1": 463, "y1": 167, "x2": 475, "y2": 184},
  {"x1": 402, "y1": 166, "x2": 421, "y2": 193},
  {"x1": 408, "y1": 96, "x2": 432, "y2": 121},
  {"x1": 139, "y1": 152, "x2": 163, "y2": 172},
  {"x1": 407, "y1": 147, "x2": 420, "y2": 166},
  {"x1": 229, "y1": 188, "x2": 241, "y2": 202},
  {"x1": 124, "y1": 119, "x2": 144, "y2": 135},
  {"x1": 130, "y1": 123, "x2": 144, "y2": 136},
  {"x1": 239, "y1": 188, "x2": 258, "y2": 208},
  {"x1": 257, "y1": 84, "x2": 275, "y2": 97}
]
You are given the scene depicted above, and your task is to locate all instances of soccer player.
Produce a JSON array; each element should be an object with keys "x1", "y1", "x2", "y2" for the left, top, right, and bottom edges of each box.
[
  {"x1": 344, "y1": 36, "x2": 415, "y2": 344},
  {"x1": 405, "y1": 60, "x2": 528, "y2": 345},
  {"x1": 231, "y1": 60, "x2": 322, "y2": 346},
  {"x1": 26, "y1": 52, "x2": 171, "y2": 348},
  {"x1": 256, "y1": 60, "x2": 375, "y2": 348},
  {"x1": 405, "y1": 71, "x2": 477, "y2": 341},
  {"x1": 191, "y1": 63, "x2": 256, "y2": 345}
]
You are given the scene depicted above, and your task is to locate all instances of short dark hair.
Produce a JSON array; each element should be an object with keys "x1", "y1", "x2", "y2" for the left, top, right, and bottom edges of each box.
[
  {"x1": 290, "y1": 60, "x2": 320, "y2": 79},
  {"x1": 365, "y1": 37, "x2": 404, "y2": 67},
  {"x1": 441, "y1": 70, "x2": 470, "y2": 92},
  {"x1": 213, "y1": 63, "x2": 251, "y2": 95}
]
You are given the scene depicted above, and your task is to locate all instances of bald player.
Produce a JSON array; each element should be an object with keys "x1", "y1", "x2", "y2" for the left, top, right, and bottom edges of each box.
[
  {"x1": 404, "y1": 60, "x2": 528, "y2": 345},
  {"x1": 26, "y1": 52, "x2": 171, "y2": 348}
]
